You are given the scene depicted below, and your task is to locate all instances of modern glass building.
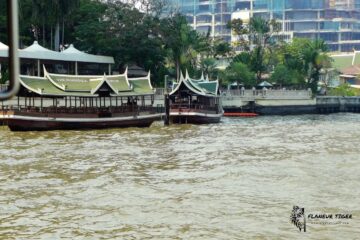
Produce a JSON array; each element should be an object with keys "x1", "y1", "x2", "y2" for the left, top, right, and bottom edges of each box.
[{"x1": 167, "y1": 0, "x2": 360, "y2": 52}]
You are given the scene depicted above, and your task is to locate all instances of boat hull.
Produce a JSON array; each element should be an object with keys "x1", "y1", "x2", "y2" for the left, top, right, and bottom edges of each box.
[
  {"x1": 2, "y1": 114, "x2": 161, "y2": 131},
  {"x1": 170, "y1": 111, "x2": 223, "y2": 124}
]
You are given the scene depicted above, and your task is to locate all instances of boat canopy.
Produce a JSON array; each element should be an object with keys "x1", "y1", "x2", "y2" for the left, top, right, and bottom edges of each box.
[
  {"x1": 170, "y1": 70, "x2": 219, "y2": 97},
  {"x1": 19, "y1": 67, "x2": 154, "y2": 97}
]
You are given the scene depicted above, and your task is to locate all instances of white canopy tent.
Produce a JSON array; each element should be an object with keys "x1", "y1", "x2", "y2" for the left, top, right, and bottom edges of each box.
[
  {"x1": 0, "y1": 41, "x2": 115, "y2": 76},
  {"x1": 61, "y1": 44, "x2": 114, "y2": 75},
  {"x1": 19, "y1": 41, "x2": 64, "y2": 76},
  {"x1": 0, "y1": 42, "x2": 9, "y2": 58},
  {"x1": 0, "y1": 42, "x2": 8, "y2": 81}
]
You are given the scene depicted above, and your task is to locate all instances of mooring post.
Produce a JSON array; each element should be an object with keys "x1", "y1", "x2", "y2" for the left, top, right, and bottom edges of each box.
[{"x1": 164, "y1": 75, "x2": 170, "y2": 126}]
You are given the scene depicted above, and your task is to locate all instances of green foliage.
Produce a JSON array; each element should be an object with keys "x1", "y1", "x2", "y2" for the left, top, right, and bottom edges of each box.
[
  {"x1": 233, "y1": 52, "x2": 251, "y2": 65},
  {"x1": 329, "y1": 84, "x2": 360, "y2": 96},
  {"x1": 213, "y1": 41, "x2": 232, "y2": 58},
  {"x1": 270, "y1": 65, "x2": 304, "y2": 87},
  {"x1": 200, "y1": 58, "x2": 217, "y2": 79},
  {"x1": 229, "y1": 17, "x2": 332, "y2": 92},
  {"x1": 230, "y1": 17, "x2": 281, "y2": 83},
  {"x1": 273, "y1": 38, "x2": 331, "y2": 93},
  {"x1": 302, "y1": 39, "x2": 332, "y2": 93},
  {"x1": 0, "y1": 1, "x2": 7, "y2": 42},
  {"x1": 227, "y1": 18, "x2": 247, "y2": 36},
  {"x1": 0, "y1": 67, "x2": 9, "y2": 84},
  {"x1": 1, "y1": 0, "x2": 230, "y2": 86},
  {"x1": 160, "y1": 13, "x2": 212, "y2": 80},
  {"x1": 222, "y1": 62, "x2": 255, "y2": 87}
]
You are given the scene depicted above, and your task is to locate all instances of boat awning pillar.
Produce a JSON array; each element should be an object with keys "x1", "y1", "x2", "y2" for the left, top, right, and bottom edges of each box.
[
  {"x1": 37, "y1": 59, "x2": 40, "y2": 76},
  {"x1": 75, "y1": 61, "x2": 78, "y2": 75},
  {"x1": 108, "y1": 64, "x2": 111, "y2": 75}
]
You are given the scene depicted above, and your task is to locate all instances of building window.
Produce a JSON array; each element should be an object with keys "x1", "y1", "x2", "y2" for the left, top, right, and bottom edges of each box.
[
  {"x1": 198, "y1": 4, "x2": 210, "y2": 13},
  {"x1": 234, "y1": 2, "x2": 251, "y2": 11}
]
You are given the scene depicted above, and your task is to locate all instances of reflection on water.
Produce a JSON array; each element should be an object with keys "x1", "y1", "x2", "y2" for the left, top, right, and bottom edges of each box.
[{"x1": 1, "y1": 114, "x2": 360, "y2": 239}]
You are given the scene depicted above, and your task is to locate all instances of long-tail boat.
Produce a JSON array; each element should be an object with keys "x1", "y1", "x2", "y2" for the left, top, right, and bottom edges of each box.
[
  {"x1": 169, "y1": 71, "x2": 223, "y2": 124},
  {"x1": 0, "y1": 67, "x2": 161, "y2": 131}
]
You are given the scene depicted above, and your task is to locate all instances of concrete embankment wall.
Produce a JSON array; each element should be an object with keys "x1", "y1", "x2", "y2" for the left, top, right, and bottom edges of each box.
[
  {"x1": 241, "y1": 97, "x2": 360, "y2": 115},
  {"x1": 220, "y1": 89, "x2": 316, "y2": 115},
  {"x1": 255, "y1": 99, "x2": 317, "y2": 115},
  {"x1": 219, "y1": 90, "x2": 360, "y2": 115},
  {"x1": 316, "y1": 97, "x2": 360, "y2": 113}
]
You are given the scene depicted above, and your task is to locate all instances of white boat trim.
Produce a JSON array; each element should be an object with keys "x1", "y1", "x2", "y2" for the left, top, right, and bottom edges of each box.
[{"x1": 170, "y1": 111, "x2": 223, "y2": 118}]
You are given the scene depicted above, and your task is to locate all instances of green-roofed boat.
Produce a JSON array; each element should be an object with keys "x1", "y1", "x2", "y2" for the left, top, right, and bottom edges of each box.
[
  {"x1": 169, "y1": 71, "x2": 223, "y2": 124},
  {"x1": 0, "y1": 67, "x2": 161, "y2": 131}
]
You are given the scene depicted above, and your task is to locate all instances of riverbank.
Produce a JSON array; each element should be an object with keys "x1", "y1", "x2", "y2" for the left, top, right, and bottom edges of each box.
[{"x1": 224, "y1": 97, "x2": 360, "y2": 115}]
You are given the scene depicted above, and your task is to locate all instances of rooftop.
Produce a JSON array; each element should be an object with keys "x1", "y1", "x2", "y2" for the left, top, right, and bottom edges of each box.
[{"x1": 20, "y1": 67, "x2": 154, "y2": 97}]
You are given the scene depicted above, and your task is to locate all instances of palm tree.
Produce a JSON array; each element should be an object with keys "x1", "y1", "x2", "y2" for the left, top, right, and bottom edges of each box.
[
  {"x1": 248, "y1": 17, "x2": 280, "y2": 83},
  {"x1": 161, "y1": 14, "x2": 208, "y2": 80},
  {"x1": 303, "y1": 39, "x2": 332, "y2": 93},
  {"x1": 52, "y1": 0, "x2": 80, "y2": 51},
  {"x1": 29, "y1": 0, "x2": 79, "y2": 50},
  {"x1": 31, "y1": 0, "x2": 49, "y2": 44}
]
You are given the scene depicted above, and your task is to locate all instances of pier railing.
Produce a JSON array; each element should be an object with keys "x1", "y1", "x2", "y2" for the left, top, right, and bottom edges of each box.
[
  {"x1": 170, "y1": 103, "x2": 219, "y2": 112},
  {"x1": 0, "y1": 105, "x2": 157, "y2": 115},
  {"x1": 154, "y1": 88, "x2": 312, "y2": 100}
]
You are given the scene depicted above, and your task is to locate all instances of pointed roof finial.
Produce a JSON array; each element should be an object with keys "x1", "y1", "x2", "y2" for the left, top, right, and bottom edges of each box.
[
  {"x1": 124, "y1": 66, "x2": 128, "y2": 75},
  {"x1": 43, "y1": 65, "x2": 48, "y2": 75},
  {"x1": 180, "y1": 71, "x2": 184, "y2": 81},
  {"x1": 201, "y1": 71, "x2": 204, "y2": 80},
  {"x1": 206, "y1": 74, "x2": 209, "y2": 82},
  {"x1": 185, "y1": 69, "x2": 190, "y2": 79}
]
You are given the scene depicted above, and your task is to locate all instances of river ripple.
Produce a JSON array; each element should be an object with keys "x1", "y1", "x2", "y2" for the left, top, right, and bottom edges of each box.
[{"x1": 0, "y1": 114, "x2": 360, "y2": 239}]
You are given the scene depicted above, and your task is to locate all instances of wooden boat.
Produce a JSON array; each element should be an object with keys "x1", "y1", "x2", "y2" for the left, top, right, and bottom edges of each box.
[
  {"x1": 0, "y1": 67, "x2": 162, "y2": 131},
  {"x1": 169, "y1": 71, "x2": 223, "y2": 124}
]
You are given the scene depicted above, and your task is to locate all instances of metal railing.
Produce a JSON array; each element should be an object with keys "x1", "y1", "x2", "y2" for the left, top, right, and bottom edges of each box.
[
  {"x1": 223, "y1": 89, "x2": 312, "y2": 99},
  {"x1": 154, "y1": 88, "x2": 312, "y2": 100},
  {"x1": 170, "y1": 103, "x2": 218, "y2": 112},
  {"x1": 0, "y1": 105, "x2": 156, "y2": 115}
]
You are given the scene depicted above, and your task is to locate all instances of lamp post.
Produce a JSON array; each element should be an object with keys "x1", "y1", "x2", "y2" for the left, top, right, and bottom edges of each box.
[{"x1": 164, "y1": 75, "x2": 169, "y2": 126}]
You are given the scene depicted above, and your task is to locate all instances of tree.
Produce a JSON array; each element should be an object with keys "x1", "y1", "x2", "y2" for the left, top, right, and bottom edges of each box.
[
  {"x1": 200, "y1": 58, "x2": 217, "y2": 79},
  {"x1": 223, "y1": 62, "x2": 255, "y2": 88},
  {"x1": 329, "y1": 84, "x2": 360, "y2": 96},
  {"x1": 302, "y1": 39, "x2": 332, "y2": 93},
  {"x1": 227, "y1": 18, "x2": 249, "y2": 50},
  {"x1": 213, "y1": 40, "x2": 233, "y2": 58},
  {"x1": 248, "y1": 17, "x2": 280, "y2": 83},
  {"x1": 233, "y1": 52, "x2": 251, "y2": 65},
  {"x1": 228, "y1": 17, "x2": 281, "y2": 83},
  {"x1": 270, "y1": 64, "x2": 304, "y2": 87},
  {"x1": 160, "y1": 14, "x2": 207, "y2": 80},
  {"x1": 71, "y1": 1, "x2": 169, "y2": 85},
  {"x1": 0, "y1": 1, "x2": 7, "y2": 42}
]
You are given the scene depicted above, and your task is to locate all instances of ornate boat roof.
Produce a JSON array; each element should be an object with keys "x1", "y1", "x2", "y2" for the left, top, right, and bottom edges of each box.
[
  {"x1": 170, "y1": 70, "x2": 219, "y2": 97},
  {"x1": 19, "y1": 67, "x2": 154, "y2": 97}
]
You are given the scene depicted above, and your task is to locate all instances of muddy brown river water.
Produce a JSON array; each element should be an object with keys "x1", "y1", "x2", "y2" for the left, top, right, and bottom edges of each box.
[{"x1": 0, "y1": 114, "x2": 360, "y2": 239}]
